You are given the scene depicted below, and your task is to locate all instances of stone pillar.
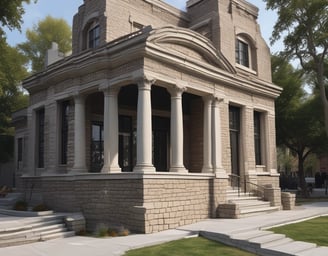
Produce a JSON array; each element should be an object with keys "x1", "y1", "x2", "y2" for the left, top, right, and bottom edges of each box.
[
  {"x1": 168, "y1": 86, "x2": 187, "y2": 173},
  {"x1": 202, "y1": 95, "x2": 213, "y2": 173},
  {"x1": 101, "y1": 86, "x2": 121, "y2": 173},
  {"x1": 212, "y1": 97, "x2": 226, "y2": 177},
  {"x1": 72, "y1": 94, "x2": 87, "y2": 173},
  {"x1": 133, "y1": 78, "x2": 156, "y2": 173}
]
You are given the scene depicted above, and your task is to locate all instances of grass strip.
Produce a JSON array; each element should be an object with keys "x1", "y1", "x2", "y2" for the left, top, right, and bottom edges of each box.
[
  {"x1": 124, "y1": 236, "x2": 255, "y2": 256},
  {"x1": 269, "y1": 216, "x2": 328, "y2": 246}
]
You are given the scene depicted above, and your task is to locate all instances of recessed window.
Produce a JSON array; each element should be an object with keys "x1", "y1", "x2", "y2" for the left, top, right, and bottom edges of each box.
[
  {"x1": 36, "y1": 108, "x2": 45, "y2": 168},
  {"x1": 254, "y1": 111, "x2": 262, "y2": 165},
  {"x1": 60, "y1": 101, "x2": 70, "y2": 165},
  {"x1": 235, "y1": 39, "x2": 250, "y2": 68},
  {"x1": 88, "y1": 24, "x2": 100, "y2": 49}
]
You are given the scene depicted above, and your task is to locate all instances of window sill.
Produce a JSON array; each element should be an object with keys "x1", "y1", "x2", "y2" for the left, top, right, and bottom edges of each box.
[{"x1": 236, "y1": 63, "x2": 257, "y2": 75}]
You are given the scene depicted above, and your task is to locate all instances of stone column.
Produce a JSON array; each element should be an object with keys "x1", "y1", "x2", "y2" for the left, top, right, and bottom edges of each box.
[
  {"x1": 212, "y1": 97, "x2": 226, "y2": 177},
  {"x1": 101, "y1": 86, "x2": 121, "y2": 173},
  {"x1": 202, "y1": 95, "x2": 213, "y2": 173},
  {"x1": 133, "y1": 77, "x2": 156, "y2": 173},
  {"x1": 168, "y1": 86, "x2": 187, "y2": 173},
  {"x1": 72, "y1": 94, "x2": 87, "y2": 173}
]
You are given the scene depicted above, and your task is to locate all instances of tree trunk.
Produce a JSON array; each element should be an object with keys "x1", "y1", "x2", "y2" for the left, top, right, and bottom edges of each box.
[
  {"x1": 298, "y1": 154, "x2": 308, "y2": 197},
  {"x1": 317, "y1": 64, "x2": 328, "y2": 137}
]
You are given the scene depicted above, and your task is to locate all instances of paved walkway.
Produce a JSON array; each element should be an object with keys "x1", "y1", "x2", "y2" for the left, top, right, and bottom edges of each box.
[{"x1": 0, "y1": 202, "x2": 327, "y2": 256}]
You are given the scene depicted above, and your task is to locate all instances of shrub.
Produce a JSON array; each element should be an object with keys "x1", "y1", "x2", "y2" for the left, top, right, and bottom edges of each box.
[
  {"x1": 32, "y1": 203, "x2": 50, "y2": 212},
  {"x1": 13, "y1": 200, "x2": 28, "y2": 211}
]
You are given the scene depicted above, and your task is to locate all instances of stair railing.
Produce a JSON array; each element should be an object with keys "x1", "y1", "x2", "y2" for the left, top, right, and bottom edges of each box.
[{"x1": 228, "y1": 174, "x2": 265, "y2": 200}]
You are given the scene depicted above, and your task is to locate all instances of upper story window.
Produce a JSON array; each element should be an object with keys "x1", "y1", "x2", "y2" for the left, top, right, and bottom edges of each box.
[
  {"x1": 88, "y1": 23, "x2": 100, "y2": 49},
  {"x1": 236, "y1": 39, "x2": 249, "y2": 68},
  {"x1": 235, "y1": 34, "x2": 257, "y2": 72}
]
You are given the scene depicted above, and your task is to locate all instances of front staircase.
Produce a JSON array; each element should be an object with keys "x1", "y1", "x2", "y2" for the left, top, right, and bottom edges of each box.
[
  {"x1": 218, "y1": 187, "x2": 280, "y2": 218},
  {"x1": 0, "y1": 214, "x2": 75, "y2": 247}
]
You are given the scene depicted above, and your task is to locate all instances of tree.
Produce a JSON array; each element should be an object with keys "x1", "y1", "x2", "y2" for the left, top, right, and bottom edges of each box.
[
  {"x1": 0, "y1": 0, "x2": 36, "y2": 44},
  {"x1": 0, "y1": 43, "x2": 29, "y2": 134},
  {"x1": 18, "y1": 15, "x2": 72, "y2": 73},
  {"x1": 264, "y1": 0, "x2": 328, "y2": 137},
  {"x1": 273, "y1": 55, "x2": 328, "y2": 196}
]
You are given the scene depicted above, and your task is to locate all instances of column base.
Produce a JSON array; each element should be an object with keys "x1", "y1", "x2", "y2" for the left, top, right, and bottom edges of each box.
[
  {"x1": 169, "y1": 166, "x2": 188, "y2": 173},
  {"x1": 71, "y1": 167, "x2": 88, "y2": 174},
  {"x1": 133, "y1": 165, "x2": 156, "y2": 173},
  {"x1": 202, "y1": 167, "x2": 214, "y2": 173},
  {"x1": 101, "y1": 166, "x2": 121, "y2": 173}
]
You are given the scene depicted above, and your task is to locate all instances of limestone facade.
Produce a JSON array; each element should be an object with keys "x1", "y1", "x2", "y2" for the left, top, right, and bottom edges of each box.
[{"x1": 15, "y1": 0, "x2": 281, "y2": 233}]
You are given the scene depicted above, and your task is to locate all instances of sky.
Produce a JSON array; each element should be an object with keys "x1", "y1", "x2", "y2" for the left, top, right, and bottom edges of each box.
[{"x1": 5, "y1": 0, "x2": 281, "y2": 53}]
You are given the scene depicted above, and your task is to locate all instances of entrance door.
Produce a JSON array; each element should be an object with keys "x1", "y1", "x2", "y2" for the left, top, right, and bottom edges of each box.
[
  {"x1": 91, "y1": 122, "x2": 104, "y2": 172},
  {"x1": 229, "y1": 106, "x2": 240, "y2": 177},
  {"x1": 153, "y1": 116, "x2": 170, "y2": 172}
]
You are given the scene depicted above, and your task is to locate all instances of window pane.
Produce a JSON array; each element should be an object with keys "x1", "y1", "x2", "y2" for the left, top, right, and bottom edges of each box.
[
  {"x1": 254, "y1": 112, "x2": 262, "y2": 165},
  {"x1": 236, "y1": 39, "x2": 249, "y2": 67}
]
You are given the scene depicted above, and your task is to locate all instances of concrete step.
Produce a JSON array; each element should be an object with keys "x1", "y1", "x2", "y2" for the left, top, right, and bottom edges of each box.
[
  {"x1": 0, "y1": 223, "x2": 66, "y2": 240},
  {"x1": 0, "y1": 213, "x2": 74, "y2": 247},
  {"x1": 240, "y1": 206, "x2": 280, "y2": 218},
  {"x1": 41, "y1": 231, "x2": 75, "y2": 241},
  {"x1": 249, "y1": 233, "x2": 287, "y2": 246},
  {"x1": 230, "y1": 230, "x2": 272, "y2": 240},
  {"x1": 267, "y1": 241, "x2": 317, "y2": 254},
  {"x1": 229, "y1": 200, "x2": 270, "y2": 209}
]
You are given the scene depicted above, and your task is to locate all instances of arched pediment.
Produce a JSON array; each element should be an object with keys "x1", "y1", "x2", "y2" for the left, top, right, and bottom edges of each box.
[{"x1": 146, "y1": 26, "x2": 236, "y2": 74}]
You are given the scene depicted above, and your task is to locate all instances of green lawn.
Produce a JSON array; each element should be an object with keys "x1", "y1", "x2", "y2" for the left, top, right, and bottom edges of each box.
[
  {"x1": 269, "y1": 216, "x2": 328, "y2": 246},
  {"x1": 124, "y1": 237, "x2": 255, "y2": 256}
]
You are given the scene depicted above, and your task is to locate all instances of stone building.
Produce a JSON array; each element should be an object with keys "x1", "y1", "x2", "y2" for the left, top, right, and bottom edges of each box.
[{"x1": 14, "y1": 0, "x2": 281, "y2": 233}]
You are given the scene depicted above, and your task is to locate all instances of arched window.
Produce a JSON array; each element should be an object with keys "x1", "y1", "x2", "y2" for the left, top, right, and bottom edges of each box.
[
  {"x1": 235, "y1": 34, "x2": 257, "y2": 72},
  {"x1": 83, "y1": 20, "x2": 100, "y2": 50}
]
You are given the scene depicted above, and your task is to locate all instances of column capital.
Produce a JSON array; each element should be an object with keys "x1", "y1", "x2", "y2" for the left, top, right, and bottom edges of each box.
[
  {"x1": 212, "y1": 96, "x2": 224, "y2": 107},
  {"x1": 202, "y1": 94, "x2": 214, "y2": 104},
  {"x1": 136, "y1": 76, "x2": 156, "y2": 90},
  {"x1": 73, "y1": 93, "x2": 85, "y2": 104},
  {"x1": 99, "y1": 80, "x2": 120, "y2": 96},
  {"x1": 167, "y1": 85, "x2": 186, "y2": 97}
]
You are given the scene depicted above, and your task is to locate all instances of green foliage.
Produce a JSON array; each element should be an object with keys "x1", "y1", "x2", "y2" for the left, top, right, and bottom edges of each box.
[
  {"x1": 0, "y1": 42, "x2": 29, "y2": 135},
  {"x1": 0, "y1": 0, "x2": 36, "y2": 38},
  {"x1": 124, "y1": 237, "x2": 255, "y2": 256},
  {"x1": 264, "y1": 0, "x2": 328, "y2": 136},
  {"x1": 269, "y1": 216, "x2": 328, "y2": 246},
  {"x1": 273, "y1": 55, "x2": 328, "y2": 195},
  {"x1": 18, "y1": 15, "x2": 72, "y2": 73}
]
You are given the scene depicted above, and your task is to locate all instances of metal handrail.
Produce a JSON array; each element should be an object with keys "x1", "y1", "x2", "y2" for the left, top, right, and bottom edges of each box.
[{"x1": 228, "y1": 174, "x2": 265, "y2": 199}]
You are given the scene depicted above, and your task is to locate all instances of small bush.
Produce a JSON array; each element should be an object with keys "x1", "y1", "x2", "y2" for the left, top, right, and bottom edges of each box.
[
  {"x1": 13, "y1": 200, "x2": 28, "y2": 211},
  {"x1": 32, "y1": 203, "x2": 50, "y2": 212}
]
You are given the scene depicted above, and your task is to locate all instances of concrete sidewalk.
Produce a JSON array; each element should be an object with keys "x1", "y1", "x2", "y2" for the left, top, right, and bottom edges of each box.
[{"x1": 0, "y1": 202, "x2": 327, "y2": 256}]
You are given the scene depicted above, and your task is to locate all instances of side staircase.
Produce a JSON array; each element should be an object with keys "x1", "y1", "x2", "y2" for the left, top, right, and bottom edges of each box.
[
  {"x1": 218, "y1": 187, "x2": 280, "y2": 218},
  {"x1": 0, "y1": 214, "x2": 75, "y2": 247}
]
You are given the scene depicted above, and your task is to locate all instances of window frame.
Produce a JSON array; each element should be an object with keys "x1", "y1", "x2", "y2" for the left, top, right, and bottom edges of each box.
[
  {"x1": 36, "y1": 108, "x2": 45, "y2": 168},
  {"x1": 60, "y1": 101, "x2": 70, "y2": 165},
  {"x1": 254, "y1": 111, "x2": 262, "y2": 166},
  {"x1": 235, "y1": 38, "x2": 250, "y2": 68}
]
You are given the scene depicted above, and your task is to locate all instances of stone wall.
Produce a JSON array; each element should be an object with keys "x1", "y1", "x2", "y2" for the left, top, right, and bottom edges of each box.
[{"x1": 20, "y1": 174, "x2": 228, "y2": 233}]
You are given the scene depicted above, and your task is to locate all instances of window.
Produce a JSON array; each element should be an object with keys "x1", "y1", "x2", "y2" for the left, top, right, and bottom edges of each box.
[
  {"x1": 60, "y1": 101, "x2": 70, "y2": 165},
  {"x1": 90, "y1": 122, "x2": 104, "y2": 172},
  {"x1": 88, "y1": 24, "x2": 100, "y2": 49},
  {"x1": 229, "y1": 106, "x2": 241, "y2": 176},
  {"x1": 37, "y1": 108, "x2": 45, "y2": 168},
  {"x1": 17, "y1": 138, "x2": 23, "y2": 164},
  {"x1": 235, "y1": 39, "x2": 249, "y2": 67},
  {"x1": 254, "y1": 111, "x2": 262, "y2": 165}
]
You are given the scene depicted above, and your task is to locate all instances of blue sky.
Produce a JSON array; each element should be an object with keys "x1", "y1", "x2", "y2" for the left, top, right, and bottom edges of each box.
[{"x1": 5, "y1": 0, "x2": 281, "y2": 53}]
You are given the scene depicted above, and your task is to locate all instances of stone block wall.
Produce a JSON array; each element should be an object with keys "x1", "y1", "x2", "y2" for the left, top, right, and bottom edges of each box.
[{"x1": 20, "y1": 175, "x2": 228, "y2": 234}]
